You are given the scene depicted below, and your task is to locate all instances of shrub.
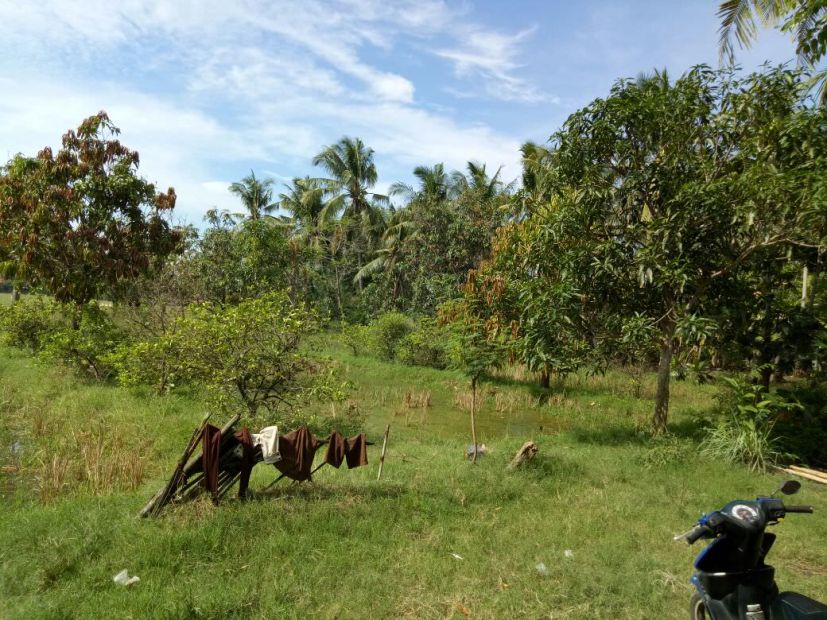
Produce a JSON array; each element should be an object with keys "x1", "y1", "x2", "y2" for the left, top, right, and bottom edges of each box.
[
  {"x1": 42, "y1": 303, "x2": 125, "y2": 382},
  {"x1": 109, "y1": 336, "x2": 184, "y2": 394},
  {"x1": 339, "y1": 322, "x2": 372, "y2": 356},
  {"x1": 700, "y1": 375, "x2": 798, "y2": 471},
  {"x1": 396, "y1": 317, "x2": 450, "y2": 369},
  {"x1": 370, "y1": 312, "x2": 414, "y2": 361},
  {"x1": 0, "y1": 298, "x2": 64, "y2": 352},
  {"x1": 640, "y1": 433, "x2": 694, "y2": 469},
  {"x1": 157, "y1": 292, "x2": 339, "y2": 419}
]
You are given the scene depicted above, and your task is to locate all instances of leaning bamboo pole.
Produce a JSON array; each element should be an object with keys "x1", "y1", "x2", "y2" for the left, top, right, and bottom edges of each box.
[
  {"x1": 139, "y1": 413, "x2": 211, "y2": 518},
  {"x1": 377, "y1": 425, "x2": 390, "y2": 481}
]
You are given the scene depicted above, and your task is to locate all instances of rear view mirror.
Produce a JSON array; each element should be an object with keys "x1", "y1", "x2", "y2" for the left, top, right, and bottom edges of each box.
[{"x1": 780, "y1": 480, "x2": 801, "y2": 496}]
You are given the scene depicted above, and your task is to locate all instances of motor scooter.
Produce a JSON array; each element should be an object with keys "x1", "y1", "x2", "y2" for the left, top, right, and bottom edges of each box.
[{"x1": 675, "y1": 480, "x2": 827, "y2": 619}]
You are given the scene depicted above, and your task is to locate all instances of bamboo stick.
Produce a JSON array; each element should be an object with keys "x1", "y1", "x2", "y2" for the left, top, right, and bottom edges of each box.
[
  {"x1": 377, "y1": 424, "x2": 390, "y2": 481},
  {"x1": 782, "y1": 467, "x2": 827, "y2": 486},
  {"x1": 182, "y1": 414, "x2": 240, "y2": 477},
  {"x1": 786, "y1": 465, "x2": 827, "y2": 484},
  {"x1": 139, "y1": 412, "x2": 211, "y2": 518},
  {"x1": 217, "y1": 472, "x2": 241, "y2": 501},
  {"x1": 262, "y1": 471, "x2": 287, "y2": 492}
]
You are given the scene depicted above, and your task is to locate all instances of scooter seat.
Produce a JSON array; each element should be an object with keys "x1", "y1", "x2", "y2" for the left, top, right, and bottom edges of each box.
[{"x1": 777, "y1": 591, "x2": 827, "y2": 618}]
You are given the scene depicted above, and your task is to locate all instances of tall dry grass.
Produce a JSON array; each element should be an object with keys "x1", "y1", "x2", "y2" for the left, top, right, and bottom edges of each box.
[{"x1": 37, "y1": 425, "x2": 148, "y2": 502}]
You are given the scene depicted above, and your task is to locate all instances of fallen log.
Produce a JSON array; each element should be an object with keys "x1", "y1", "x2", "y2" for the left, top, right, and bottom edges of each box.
[{"x1": 507, "y1": 441, "x2": 538, "y2": 471}]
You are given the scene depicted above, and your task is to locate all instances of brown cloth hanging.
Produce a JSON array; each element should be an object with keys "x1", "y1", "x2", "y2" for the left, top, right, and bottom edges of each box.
[
  {"x1": 233, "y1": 427, "x2": 256, "y2": 498},
  {"x1": 324, "y1": 431, "x2": 347, "y2": 468},
  {"x1": 274, "y1": 426, "x2": 320, "y2": 481},
  {"x1": 345, "y1": 433, "x2": 368, "y2": 469},
  {"x1": 202, "y1": 424, "x2": 222, "y2": 499}
]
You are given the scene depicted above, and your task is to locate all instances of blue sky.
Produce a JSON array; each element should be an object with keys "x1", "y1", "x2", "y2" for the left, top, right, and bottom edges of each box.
[{"x1": 0, "y1": 0, "x2": 798, "y2": 224}]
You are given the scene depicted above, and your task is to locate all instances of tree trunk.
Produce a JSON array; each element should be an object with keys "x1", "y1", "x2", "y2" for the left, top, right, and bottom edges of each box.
[
  {"x1": 539, "y1": 368, "x2": 550, "y2": 389},
  {"x1": 760, "y1": 365, "x2": 772, "y2": 393},
  {"x1": 334, "y1": 264, "x2": 344, "y2": 320},
  {"x1": 11, "y1": 286, "x2": 20, "y2": 304},
  {"x1": 652, "y1": 320, "x2": 676, "y2": 434},
  {"x1": 470, "y1": 376, "x2": 478, "y2": 464}
]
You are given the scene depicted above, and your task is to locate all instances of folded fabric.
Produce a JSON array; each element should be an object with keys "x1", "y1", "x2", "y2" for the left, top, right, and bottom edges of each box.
[{"x1": 252, "y1": 425, "x2": 281, "y2": 464}]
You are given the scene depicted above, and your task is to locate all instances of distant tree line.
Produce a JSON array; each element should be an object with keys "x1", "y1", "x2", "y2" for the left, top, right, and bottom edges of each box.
[{"x1": 2, "y1": 62, "x2": 826, "y2": 440}]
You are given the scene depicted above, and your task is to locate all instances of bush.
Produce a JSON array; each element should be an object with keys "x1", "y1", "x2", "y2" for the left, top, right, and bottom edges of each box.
[
  {"x1": 371, "y1": 312, "x2": 414, "y2": 361},
  {"x1": 396, "y1": 317, "x2": 450, "y2": 369},
  {"x1": 700, "y1": 375, "x2": 798, "y2": 471},
  {"x1": 109, "y1": 336, "x2": 184, "y2": 394},
  {"x1": 119, "y1": 293, "x2": 344, "y2": 421},
  {"x1": 0, "y1": 298, "x2": 64, "y2": 352},
  {"x1": 639, "y1": 433, "x2": 694, "y2": 469},
  {"x1": 339, "y1": 322, "x2": 372, "y2": 356},
  {"x1": 42, "y1": 303, "x2": 125, "y2": 382}
]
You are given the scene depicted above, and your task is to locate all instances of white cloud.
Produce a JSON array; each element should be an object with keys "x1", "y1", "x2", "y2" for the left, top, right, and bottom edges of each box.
[
  {"x1": 0, "y1": 0, "x2": 537, "y2": 223},
  {"x1": 436, "y1": 26, "x2": 550, "y2": 102}
]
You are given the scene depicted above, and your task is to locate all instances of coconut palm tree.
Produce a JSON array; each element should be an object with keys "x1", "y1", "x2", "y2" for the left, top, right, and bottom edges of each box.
[
  {"x1": 353, "y1": 208, "x2": 417, "y2": 301},
  {"x1": 312, "y1": 137, "x2": 386, "y2": 216},
  {"x1": 389, "y1": 163, "x2": 453, "y2": 204},
  {"x1": 228, "y1": 170, "x2": 278, "y2": 220},
  {"x1": 279, "y1": 176, "x2": 343, "y2": 233},
  {"x1": 450, "y1": 161, "x2": 507, "y2": 202},
  {"x1": 312, "y1": 137, "x2": 390, "y2": 276},
  {"x1": 718, "y1": 0, "x2": 827, "y2": 102}
]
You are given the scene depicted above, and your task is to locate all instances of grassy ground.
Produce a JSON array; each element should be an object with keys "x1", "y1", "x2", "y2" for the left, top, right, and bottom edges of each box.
[{"x1": 1, "y1": 343, "x2": 826, "y2": 619}]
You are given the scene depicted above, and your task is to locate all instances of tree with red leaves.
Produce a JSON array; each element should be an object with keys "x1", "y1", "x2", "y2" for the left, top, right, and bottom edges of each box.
[{"x1": 0, "y1": 112, "x2": 181, "y2": 310}]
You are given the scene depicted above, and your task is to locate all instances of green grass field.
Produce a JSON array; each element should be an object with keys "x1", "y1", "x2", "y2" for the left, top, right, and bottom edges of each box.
[{"x1": 1, "y1": 343, "x2": 825, "y2": 619}]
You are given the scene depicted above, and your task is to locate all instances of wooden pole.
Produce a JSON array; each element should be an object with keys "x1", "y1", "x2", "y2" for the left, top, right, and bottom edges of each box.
[
  {"x1": 139, "y1": 412, "x2": 211, "y2": 518},
  {"x1": 182, "y1": 414, "x2": 240, "y2": 478},
  {"x1": 471, "y1": 377, "x2": 479, "y2": 464},
  {"x1": 377, "y1": 424, "x2": 390, "y2": 481},
  {"x1": 217, "y1": 472, "x2": 241, "y2": 501},
  {"x1": 785, "y1": 465, "x2": 827, "y2": 485}
]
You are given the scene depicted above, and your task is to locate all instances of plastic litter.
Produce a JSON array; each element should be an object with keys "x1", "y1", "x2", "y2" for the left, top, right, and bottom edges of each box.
[
  {"x1": 535, "y1": 562, "x2": 548, "y2": 575},
  {"x1": 450, "y1": 552, "x2": 464, "y2": 561},
  {"x1": 113, "y1": 569, "x2": 140, "y2": 586},
  {"x1": 564, "y1": 549, "x2": 574, "y2": 558}
]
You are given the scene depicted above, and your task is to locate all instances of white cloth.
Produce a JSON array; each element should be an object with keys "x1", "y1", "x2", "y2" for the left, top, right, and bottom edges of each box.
[{"x1": 252, "y1": 426, "x2": 281, "y2": 464}]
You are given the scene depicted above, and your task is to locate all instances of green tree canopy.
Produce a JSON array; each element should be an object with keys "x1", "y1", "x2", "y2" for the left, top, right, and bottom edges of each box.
[{"x1": 465, "y1": 66, "x2": 827, "y2": 432}]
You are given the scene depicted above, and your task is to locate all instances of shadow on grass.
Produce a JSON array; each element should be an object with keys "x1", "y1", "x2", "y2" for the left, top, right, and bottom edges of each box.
[
  {"x1": 513, "y1": 453, "x2": 585, "y2": 482},
  {"x1": 249, "y1": 481, "x2": 406, "y2": 502},
  {"x1": 568, "y1": 418, "x2": 703, "y2": 447},
  {"x1": 483, "y1": 370, "x2": 644, "y2": 403}
]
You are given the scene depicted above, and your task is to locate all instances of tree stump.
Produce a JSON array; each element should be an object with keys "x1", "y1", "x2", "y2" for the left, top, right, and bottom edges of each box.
[{"x1": 507, "y1": 441, "x2": 538, "y2": 470}]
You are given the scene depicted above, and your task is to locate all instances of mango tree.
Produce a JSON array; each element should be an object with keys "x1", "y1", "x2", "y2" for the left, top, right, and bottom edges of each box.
[{"x1": 0, "y1": 112, "x2": 180, "y2": 316}]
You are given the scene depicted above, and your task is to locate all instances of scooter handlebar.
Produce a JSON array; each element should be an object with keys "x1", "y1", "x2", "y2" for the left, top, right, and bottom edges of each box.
[
  {"x1": 785, "y1": 504, "x2": 814, "y2": 514},
  {"x1": 675, "y1": 524, "x2": 712, "y2": 544}
]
